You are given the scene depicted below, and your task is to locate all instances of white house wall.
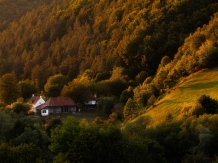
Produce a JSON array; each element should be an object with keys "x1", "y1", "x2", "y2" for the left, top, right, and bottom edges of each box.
[
  {"x1": 69, "y1": 106, "x2": 77, "y2": 113},
  {"x1": 85, "y1": 100, "x2": 96, "y2": 105},
  {"x1": 33, "y1": 98, "x2": 45, "y2": 112},
  {"x1": 41, "y1": 109, "x2": 49, "y2": 116},
  {"x1": 40, "y1": 106, "x2": 77, "y2": 116}
]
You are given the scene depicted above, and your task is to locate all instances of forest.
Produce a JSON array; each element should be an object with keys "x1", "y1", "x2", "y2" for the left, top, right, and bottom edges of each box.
[{"x1": 1, "y1": 0, "x2": 218, "y2": 162}]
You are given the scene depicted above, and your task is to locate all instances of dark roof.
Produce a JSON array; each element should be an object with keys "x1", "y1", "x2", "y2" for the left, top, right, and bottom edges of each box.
[
  {"x1": 87, "y1": 95, "x2": 97, "y2": 101},
  {"x1": 28, "y1": 96, "x2": 40, "y2": 105},
  {"x1": 36, "y1": 97, "x2": 76, "y2": 110}
]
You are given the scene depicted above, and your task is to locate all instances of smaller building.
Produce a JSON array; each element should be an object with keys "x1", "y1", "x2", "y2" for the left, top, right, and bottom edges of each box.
[
  {"x1": 36, "y1": 97, "x2": 77, "y2": 116},
  {"x1": 83, "y1": 94, "x2": 97, "y2": 110},
  {"x1": 27, "y1": 94, "x2": 45, "y2": 113}
]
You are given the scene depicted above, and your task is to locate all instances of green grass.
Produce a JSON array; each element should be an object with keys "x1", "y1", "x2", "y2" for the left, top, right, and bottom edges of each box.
[
  {"x1": 40, "y1": 109, "x2": 108, "y2": 123},
  {"x1": 143, "y1": 67, "x2": 218, "y2": 127}
]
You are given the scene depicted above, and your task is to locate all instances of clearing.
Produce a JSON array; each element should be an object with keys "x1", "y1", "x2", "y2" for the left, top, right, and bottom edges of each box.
[
  {"x1": 143, "y1": 67, "x2": 218, "y2": 126},
  {"x1": 40, "y1": 109, "x2": 108, "y2": 123}
]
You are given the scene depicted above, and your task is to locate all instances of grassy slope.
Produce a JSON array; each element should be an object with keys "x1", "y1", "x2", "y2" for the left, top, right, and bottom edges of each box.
[{"x1": 144, "y1": 67, "x2": 218, "y2": 127}]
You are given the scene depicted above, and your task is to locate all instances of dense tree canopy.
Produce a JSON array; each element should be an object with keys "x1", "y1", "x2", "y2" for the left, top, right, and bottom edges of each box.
[
  {"x1": 18, "y1": 79, "x2": 38, "y2": 100},
  {"x1": 0, "y1": 0, "x2": 218, "y2": 91},
  {"x1": 0, "y1": 73, "x2": 19, "y2": 104},
  {"x1": 44, "y1": 74, "x2": 69, "y2": 97}
]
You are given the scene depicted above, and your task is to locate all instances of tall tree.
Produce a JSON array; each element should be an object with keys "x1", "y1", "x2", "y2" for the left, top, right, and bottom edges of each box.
[
  {"x1": 44, "y1": 74, "x2": 69, "y2": 97},
  {"x1": 0, "y1": 73, "x2": 20, "y2": 104},
  {"x1": 123, "y1": 98, "x2": 137, "y2": 120},
  {"x1": 61, "y1": 79, "x2": 92, "y2": 105},
  {"x1": 18, "y1": 79, "x2": 38, "y2": 100}
]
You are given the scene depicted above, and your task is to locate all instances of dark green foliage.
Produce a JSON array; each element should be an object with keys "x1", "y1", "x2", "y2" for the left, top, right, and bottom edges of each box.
[
  {"x1": 0, "y1": 111, "x2": 15, "y2": 142},
  {"x1": 193, "y1": 115, "x2": 218, "y2": 157},
  {"x1": 135, "y1": 71, "x2": 148, "y2": 84},
  {"x1": 61, "y1": 79, "x2": 92, "y2": 105},
  {"x1": 192, "y1": 34, "x2": 206, "y2": 49},
  {"x1": 0, "y1": 110, "x2": 50, "y2": 162},
  {"x1": 97, "y1": 96, "x2": 118, "y2": 116},
  {"x1": 0, "y1": 73, "x2": 20, "y2": 104},
  {"x1": 18, "y1": 79, "x2": 38, "y2": 100},
  {"x1": 5, "y1": 115, "x2": 50, "y2": 156},
  {"x1": 123, "y1": 98, "x2": 138, "y2": 120},
  {"x1": 188, "y1": 102, "x2": 205, "y2": 117},
  {"x1": 94, "y1": 79, "x2": 128, "y2": 97},
  {"x1": 144, "y1": 120, "x2": 187, "y2": 163},
  {"x1": 45, "y1": 117, "x2": 62, "y2": 136},
  {"x1": 122, "y1": 116, "x2": 151, "y2": 137},
  {"x1": 94, "y1": 72, "x2": 111, "y2": 82},
  {"x1": 107, "y1": 79, "x2": 128, "y2": 97},
  {"x1": 1, "y1": 105, "x2": 218, "y2": 163},
  {"x1": 11, "y1": 102, "x2": 30, "y2": 115},
  {"x1": 120, "y1": 86, "x2": 134, "y2": 104},
  {"x1": 44, "y1": 74, "x2": 69, "y2": 97},
  {"x1": 200, "y1": 47, "x2": 218, "y2": 68},
  {"x1": 0, "y1": 143, "x2": 45, "y2": 163},
  {"x1": 198, "y1": 94, "x2": 218, "y2": 114},
  {"x1": 183, "y1": 152, "x2": 211, "y2": 163},
  {"x1": 49, "y1": 116, "x2": 166, "y2": 163},
  {"x1": 123, "y1": 137, "x2": 166, "y2": 163}
]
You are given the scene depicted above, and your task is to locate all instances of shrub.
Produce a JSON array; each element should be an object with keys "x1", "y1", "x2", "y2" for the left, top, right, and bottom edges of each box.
[{"x1": 198, "y1": 95, "x2": 218, "y2": 114}]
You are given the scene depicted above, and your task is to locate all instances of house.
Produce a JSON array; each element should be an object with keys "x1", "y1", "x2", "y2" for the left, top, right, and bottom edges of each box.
[
  {"x1": 83, "y1": 94, "x2": 97, "y2": 110},
  {"x1": 27, "y1": 94, "x2": 45, "y2": 113},
  {"x1": 36, "y1": 97, "x2": 77, "y2": 116}
]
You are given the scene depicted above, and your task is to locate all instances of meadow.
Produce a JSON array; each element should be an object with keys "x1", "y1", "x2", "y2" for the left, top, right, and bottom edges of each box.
[{"x1": 144, "y1": 67, "x2": 218, "y2": 126}]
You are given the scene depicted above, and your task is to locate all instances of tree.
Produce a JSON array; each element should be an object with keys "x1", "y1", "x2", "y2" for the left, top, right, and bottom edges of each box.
[
  {"x1": 122, "y1": 116, "x2": 151, "y2": 137},
  {"x1": 7, "y1": 115, "x2": 50, "y2": 155},
  {"x1": 11, "y1": 102, "x2": 30, "y2": 115},
  {"x1": 158, "y1": 56, "x2": 171, "y2": 69},
  {"x1": 44, "y1": 117, "x2": 62, "y2": 136},
  {"x1": 61, "y1": 79, "x2": 92, "y2": 105},
  {"x1": 120, "y1": 86, "x2": 134, "y2": 104},
  {"x1": 49, "y1": 117, "x2": 124, "y2": 163},
  {"x1": 44, "y1": 74, "x2": 69, "y2": 97},
  {"x1": 0, "y1": 73, "x2": 20, "y2": 104},
  {"x1": 123, "y1": 98, "x2": 137, "y2": 120},
  {"x1": 97, "y1": 96, "x2": 118, "y2": 116},
  {"x1": 18, "y1": 79, "x2": 38, "y2": 100},
  {"x1": 31, "y1": 64, "x2": 49, "y2": 90},
  {"x1": 135, "y1": 71, "x2": 148, "y2": 84},
  {"x1": 0, "y1": 111, "x2": 14, "y2": 141},
  {"x1": 0, "y1": 143, "x2": 45, "y2": 163},
  {"x1": 123, "y1": 137, "x2": 166, "y2": 163},
  {"x1": 198, "y1": 94, "x2": 218, "y2": 114}
]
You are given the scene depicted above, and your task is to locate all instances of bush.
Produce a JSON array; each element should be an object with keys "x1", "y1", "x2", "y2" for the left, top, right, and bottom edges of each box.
[
  {"x1": 188, "y1": 102, "x2": 205, "y2": 117},
  {"x1": 198, "y1": 95, "x2": 218, "y2": 114},
  {"x1": 11, "y1": 102, "x2": 30, "y2": 115}
]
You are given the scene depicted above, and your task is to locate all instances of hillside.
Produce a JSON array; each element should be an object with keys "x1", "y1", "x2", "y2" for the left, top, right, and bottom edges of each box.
[
  {"x1": 143, "y1": 67, "x2": 218, "y2": 126},
  {"x1": 0, "y1": 0, "x2": 218, "y2": 90},
  {"x1": 2, "y1": 1, "x2": 218, "y2": 162},
  {"x1": 0, "y1": 0, "x2": 52, "y2": 31}
]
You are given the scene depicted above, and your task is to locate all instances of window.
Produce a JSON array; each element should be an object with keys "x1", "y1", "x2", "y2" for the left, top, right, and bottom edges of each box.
[
  {"x1": 42, "y1": 110, "x2": 47, "y2": 113},
  {"x1": 62, "y1": 106, "x2": 69, "y2": 113}
]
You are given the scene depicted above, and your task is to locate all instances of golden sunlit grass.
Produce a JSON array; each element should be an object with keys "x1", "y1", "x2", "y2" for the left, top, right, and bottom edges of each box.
[{"x1": 144, "y1": 67, "x2": 218, "y2": 127}]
